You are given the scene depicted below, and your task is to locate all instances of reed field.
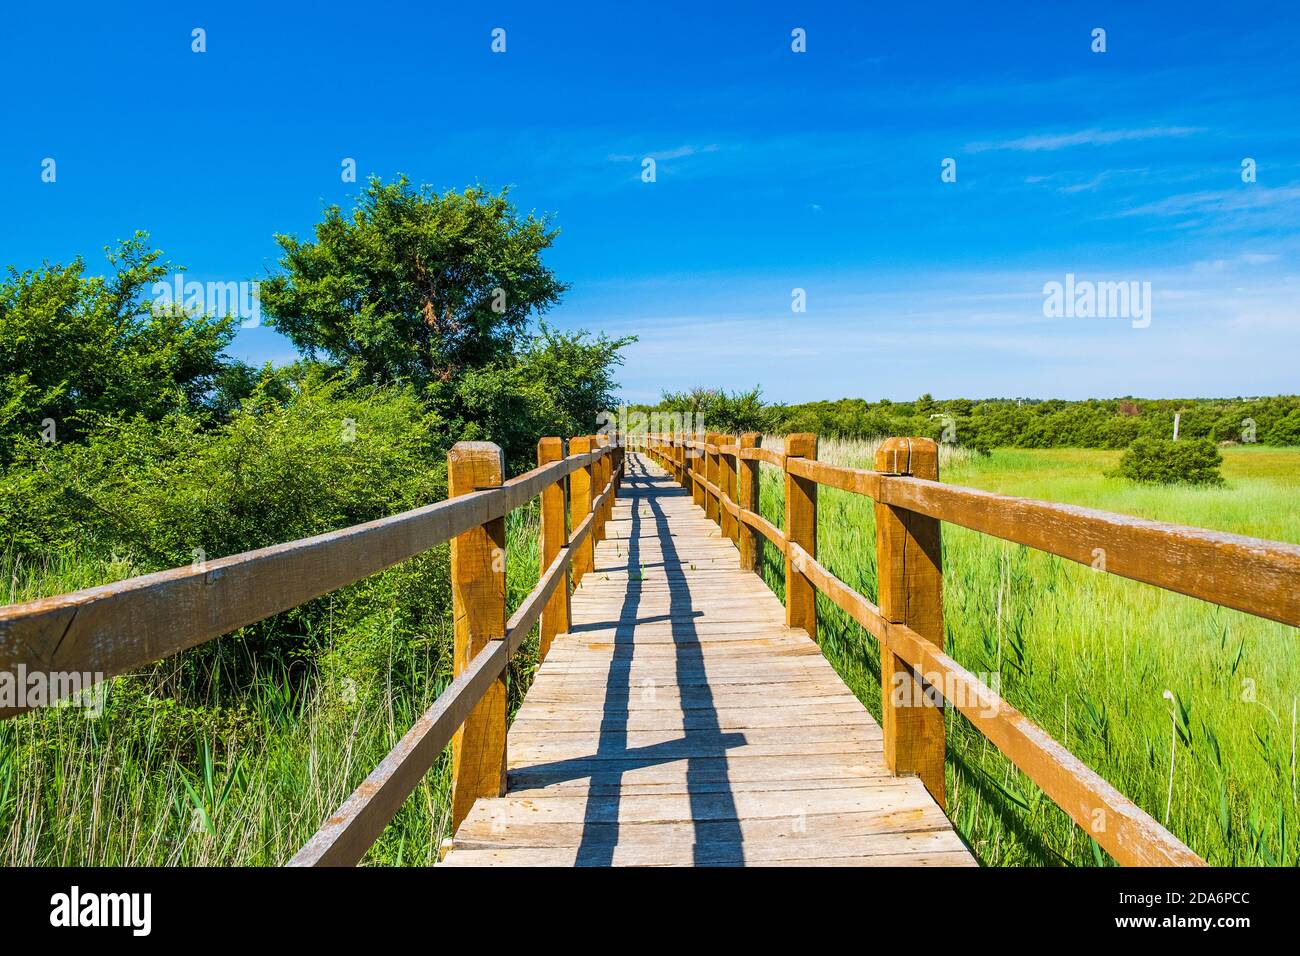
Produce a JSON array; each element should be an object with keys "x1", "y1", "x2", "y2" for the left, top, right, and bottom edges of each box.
[
  {"x1": 0, "y1": 505, "x2": 546, "y2": 867},
  {"x1": 2, "y1": 443, "x2": 1297, "y2": 866},
  {"x1": 754, "y1": 439, "x2": 1300, "y2": 866}
]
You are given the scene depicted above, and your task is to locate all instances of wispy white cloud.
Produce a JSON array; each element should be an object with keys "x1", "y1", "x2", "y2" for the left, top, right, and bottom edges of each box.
[
  {"x1": 967, "y1": 126, "x2": 1203, "y2": 153},
  {"x1": 607, "y1": 144, "x2": 719, "y2": 162},
  {"x1": 1116, "y1": 183, "x2": 1300, "y2": 218}
]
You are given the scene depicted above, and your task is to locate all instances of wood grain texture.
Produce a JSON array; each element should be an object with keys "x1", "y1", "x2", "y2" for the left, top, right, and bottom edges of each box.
[
  {"x1": 877, "y1": 475, "x2": 1300, "y2": 627},
  {"x1": 538, "y1": 438, "x2": 570, "y2": 662},
  {"x1": 441, "y1": 451, "x2": 973, "y2": 868},
  {"x1": 875, "y1": 437, "x2": 945, "y2": 808},
  {"x1": 720, "y1": 433, "x2": 739, "y2": 545},
  {"x1": 704, "y1": 432, "x2": 720, "y2": 525},
  {"x1": 448, "y1": 442, "x2": 509, "y2": 832},
  {"x1": 784, "y1": 434, "x2": 818, "y2": 642},
  {"x1": 737, "y1": 433, "x2": 761, "y2": 572},
  {"x1": 569, "y1": 436, "x2": 595, "y2": 584}
]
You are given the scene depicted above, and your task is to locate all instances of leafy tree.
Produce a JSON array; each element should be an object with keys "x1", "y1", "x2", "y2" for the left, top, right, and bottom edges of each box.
[
  {"x1": 454, "y1": 324, "x2": 633, "y2": 467},
  {"x1": 261, "y1": 177, "x2": 567, "y2": 393},
  {"x1": 0, "y1": 233, "x2": 236, "y2": 460}
]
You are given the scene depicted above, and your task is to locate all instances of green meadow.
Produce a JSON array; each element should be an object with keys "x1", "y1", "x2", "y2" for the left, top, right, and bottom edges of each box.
[{"x1": 755, "y1": 441, "x2": 1299, "y2": 865}]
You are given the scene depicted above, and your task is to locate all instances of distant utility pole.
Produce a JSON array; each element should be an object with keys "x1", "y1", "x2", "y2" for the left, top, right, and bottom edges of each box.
[{"x1": 1172, "y1": 412, "x2": 1181, "y2": 441}]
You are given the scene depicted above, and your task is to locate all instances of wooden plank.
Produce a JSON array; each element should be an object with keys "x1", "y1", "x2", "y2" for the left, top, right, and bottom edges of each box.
[
  {"x1": 448, "y1": 441, "x2": 508, "y2": 831},
  {"x1": 787, "y1": 456, "x2": 883, "y2": 499},
  {"x1": 738, "y1": 445, "x2": 786, "y2": 468},
  {"x1": 739, "y1": 507, "x2": 787, "y2": 556},
  {"x1": 875, "y1": 437, "x2": 945, "y2": 808},
  {"x1": 0, "y1": 488, "x2": 507, "y2": 717}
]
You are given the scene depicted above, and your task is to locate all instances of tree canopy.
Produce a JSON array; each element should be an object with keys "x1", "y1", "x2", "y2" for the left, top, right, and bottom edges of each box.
[
  {"x1": 0, "y1": 233, "x2": 238, "y2": 460},
  {"x1": 261, "y1": 177, "x2": 567, "y2": 390}
]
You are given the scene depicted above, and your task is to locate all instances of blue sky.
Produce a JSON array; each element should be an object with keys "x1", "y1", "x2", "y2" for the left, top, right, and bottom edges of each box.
[{"x1": 2, "y1": 1, "x2": 1297, "y2": 402}]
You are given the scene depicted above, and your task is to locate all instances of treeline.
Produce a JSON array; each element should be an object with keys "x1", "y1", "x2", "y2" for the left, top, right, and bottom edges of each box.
[{"x1": 644, "y1": 388, "x2": 1300, "y2": 451}]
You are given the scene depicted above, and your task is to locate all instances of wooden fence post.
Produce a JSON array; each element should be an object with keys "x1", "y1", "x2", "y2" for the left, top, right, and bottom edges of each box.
[
  {"x1": 596, "y1": 435, "x2": 612, "y2": 542},
  {"x1": 784, "y1": 433, "x2": 817, "y2": 641},
  {"x1": 447, "y1": 441, "x2": 508, "y2": 831},
  {"x1": 691, "y1": 432, "x2": 705, "y2": 509},
  {"x1": 738, "y1": 432, "x2": 760, "y2": 572},
  {"x1": 602, "y1": 435, "x2": 616, "y2": 522},
  {"x1": 705, "y1": 432, "x2": 720, "y2": 526},
  {"x1": 538, "y1": 437, "x2": 570, "y2": 663},
  {"x1": 571, "y1": 435, "x2": 594, "y2": 582},
  {"x1": 722, "y1": 434, "x2": 739, "y2": 546},
  {"x1": 875, "y1": 437, "x2": 946, "y2": 809}
]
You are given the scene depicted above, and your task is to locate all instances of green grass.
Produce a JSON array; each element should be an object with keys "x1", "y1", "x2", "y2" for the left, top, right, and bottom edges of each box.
[
  {"x1": 755, "y1": 440, "x2": 1299, "y2": 866},
  {"x1": 0, "y1": 504, "x2": 547, "y2": 866}
]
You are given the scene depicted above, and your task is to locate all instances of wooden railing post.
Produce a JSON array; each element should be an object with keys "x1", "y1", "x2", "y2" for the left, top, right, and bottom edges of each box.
[
  {"x1": 615, "y1": 435, "x2": 624, "y2": 492},
  {"x1": 691, "y1": 433, "x2": 705, "y2": 508},
  {"x1": 875, "y1": 437, "x2": 946, "y2": 808},
  {"x1": 705, "y1": 432, "x2": 720, "y2": 526},
  {"x1": 594, "y1": 434, "x2": 610, "y2": 542},
  {"x1": 783, "y1": 433, "x2": 817, "y2": 641},
  {"x1": 738, "y1": 433, "x2": 760, "y2": 572},
  {"x1": 722, "y1": 433, "x2": 739, "y2": 546},
  {"x1": 538, "y1": 437, "x2": 570, "y2": 663},
  {"x1": 447, "y1": 441, "x2": 508, "y2": 831},
  {"x1": 571, "y1": 435, "x2": 595, "y2": 582}
]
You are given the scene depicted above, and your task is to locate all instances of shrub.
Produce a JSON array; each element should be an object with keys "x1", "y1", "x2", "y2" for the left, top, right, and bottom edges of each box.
[{"x1": 1112, "y1": 437, "x2": 1224, "y2": 486}]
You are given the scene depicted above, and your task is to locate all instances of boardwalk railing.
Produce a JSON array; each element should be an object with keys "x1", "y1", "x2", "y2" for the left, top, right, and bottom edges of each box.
[
  {"x1": 0, "y1": 434, "x2": 624, "y2": 867},
  {"x1": 637, "y1": 430, "x2": 1300, "y2": 867}
]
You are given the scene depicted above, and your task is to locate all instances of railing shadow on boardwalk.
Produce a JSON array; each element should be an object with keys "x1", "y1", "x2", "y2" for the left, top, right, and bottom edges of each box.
[{"x1": 512, "y1": 456, "x2": 748, "y2": 865}]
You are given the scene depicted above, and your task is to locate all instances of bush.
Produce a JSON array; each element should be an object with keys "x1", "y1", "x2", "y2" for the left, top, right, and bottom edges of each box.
[{"x1": 1112, "y1": 437, "x2": 1224, "y2": 486}]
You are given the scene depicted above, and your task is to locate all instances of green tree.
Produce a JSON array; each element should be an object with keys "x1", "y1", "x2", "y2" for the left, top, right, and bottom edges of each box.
[
  {"x1": 0, "y1": 233, "x2": 237, "y2": 460},
  {"x1": 260, "y1": 177, "x2": 567, "y2": 393}
]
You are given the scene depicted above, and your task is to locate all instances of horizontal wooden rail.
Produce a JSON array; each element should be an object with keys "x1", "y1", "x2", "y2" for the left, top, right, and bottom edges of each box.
[
  {"x1": 787, "y1": 456, "x2": 881, "y2": 497},
  {"x1": 739, "y1": 445, "x2": 787, "y2": 468},
  {"x1": 0, "y1": 446, "x2": 614, "y2": 718},
  {"x1": 738, "y1": 509, "x2": 787, "y2": 555},
  {"x1": 691, "y1": 439, "x2": 1300, "y2": 628},
  {"x1": 787, "y1": 543, "x2": 1203, "y2": 867},
  {"x1": 876, "y1": 477, "x2": 1300, "y2": 628}
]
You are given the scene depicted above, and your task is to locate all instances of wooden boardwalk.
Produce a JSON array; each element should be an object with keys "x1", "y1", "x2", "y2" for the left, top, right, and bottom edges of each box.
[{"x1": 442, "y1": 452, "x2": 974, "y2": 866}]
